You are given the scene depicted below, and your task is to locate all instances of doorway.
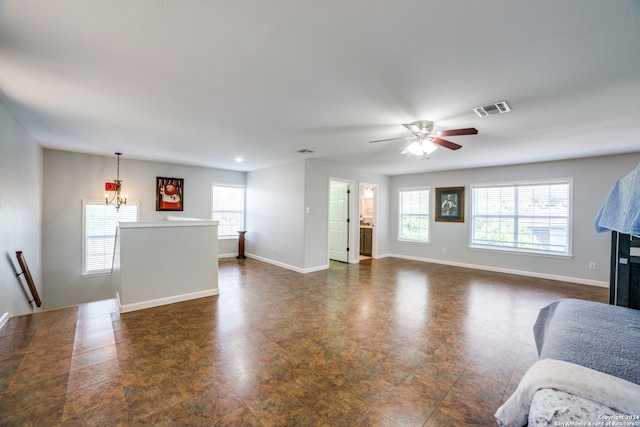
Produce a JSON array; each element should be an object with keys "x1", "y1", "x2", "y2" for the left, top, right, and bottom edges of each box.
[
  {"x1": 328, "y1": 180, "x2": 351, "y2": 263},
  {"x1": 359, "y1": 183, "x2": 377, "y2": 259}
]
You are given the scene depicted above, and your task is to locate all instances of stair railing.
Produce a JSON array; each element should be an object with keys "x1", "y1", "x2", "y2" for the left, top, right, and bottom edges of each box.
[{"x1": 15, "y1": 251, "x2": 42, "y2": 307}]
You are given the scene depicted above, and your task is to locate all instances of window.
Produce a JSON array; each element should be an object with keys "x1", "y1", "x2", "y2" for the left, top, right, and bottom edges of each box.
[
  {"x1": 83, "y1": 201, "x2": 138, "y2": 275},
  {"x1": 471, "y1": 179, "x2": 571, "y2": 255},
  {"x1": 212, "y1": 185, "x2": 245, "y2": 237},
  {"x1": 398, "y1": 187, "x2": 430, "y2": 242}
]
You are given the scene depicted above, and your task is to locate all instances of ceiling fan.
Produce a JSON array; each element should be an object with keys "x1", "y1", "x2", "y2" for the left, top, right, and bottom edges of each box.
[{"x1": 370, "y1": 120, "x2": 478, "y2": 157}]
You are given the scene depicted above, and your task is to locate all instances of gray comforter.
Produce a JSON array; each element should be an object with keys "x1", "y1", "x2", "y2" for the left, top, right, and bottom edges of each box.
[{"x1": 533, "y1": 298, "x2": 640, "y2": 385}]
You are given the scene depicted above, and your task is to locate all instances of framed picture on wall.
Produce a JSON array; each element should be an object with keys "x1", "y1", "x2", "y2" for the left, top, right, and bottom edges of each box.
[
  {"x1": 435, "y1": 186, "x2": 464, "y2": 222},
  {"x1": 156, "y1": 177, "x2": 184, "y2": 211}
]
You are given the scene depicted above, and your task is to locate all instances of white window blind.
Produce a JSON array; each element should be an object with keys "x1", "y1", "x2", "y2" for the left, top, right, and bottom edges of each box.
[
  {"x1": 398, "y1": 188, "x2": 430, "y2": 242},
  {"x1": 212, "y1": 185, "x2": 245, "y2": 237},
  {"x1": 471, "y1": 180, "x2": 571, "y2": 255},
  {"x1": 83, "y1": 201, "x2": 138, "y2": 275}
]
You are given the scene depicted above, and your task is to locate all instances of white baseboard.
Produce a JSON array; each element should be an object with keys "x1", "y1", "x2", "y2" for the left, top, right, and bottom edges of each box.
[
  {"x1": 222, "y1": 251, "x2": 606, "y2": 287},
  {"x1": 0, "y1": 312, "x2": 9, "y2": 331},
  {"x1": 117, "y1": 289, "x2": 219, "y2": 313},
  {"x1": 246, "y1": 253, "x2": 329, "y2": 274},
  {"x1": 390, "y1": 254, "x2": 608, "y2": 288},
  {"x1": 218, "y1": 253, "x2": 237, "y2": 259},
  {"x1": 302, "y1": 264, "x2": 330, "y2": 273}
]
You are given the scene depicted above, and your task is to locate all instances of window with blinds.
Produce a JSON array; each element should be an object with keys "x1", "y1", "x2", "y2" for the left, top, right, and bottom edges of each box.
[
  {"x1": 212, "y1": 185, "x2": 245, "y2": 237},
  {"x1": 471, "y1": 180, "x2": 571, "y2": 255},
  {"x1": 398, "y1": 187, "x2": 430, "y2": 242},
  {"x1": 83, "y1": 201, "x2": 138, "y2": 275}
]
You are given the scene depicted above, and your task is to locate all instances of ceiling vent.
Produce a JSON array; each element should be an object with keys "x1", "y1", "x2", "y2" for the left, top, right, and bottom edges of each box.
[{"x1": 473, "y1": 101, "x2": 511, "y2": 117}]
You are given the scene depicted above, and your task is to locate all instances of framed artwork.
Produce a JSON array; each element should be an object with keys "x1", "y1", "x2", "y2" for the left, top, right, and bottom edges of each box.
[
  {"x1": 156, "y1": 177, "x2": 184, "y2": 211},
  {"x1": 436, "y1": 186, "x2": 464, "y2": 222}
]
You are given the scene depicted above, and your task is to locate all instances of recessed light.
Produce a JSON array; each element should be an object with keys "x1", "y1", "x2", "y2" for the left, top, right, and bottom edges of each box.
[{"x1": 234, "y1": 157, "x2": 244, "y2": 162}]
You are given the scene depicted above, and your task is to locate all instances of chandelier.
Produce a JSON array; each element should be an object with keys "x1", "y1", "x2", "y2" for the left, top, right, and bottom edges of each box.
[{"x1": 105, "y1": 152, "x2": 127, "y2": 210}]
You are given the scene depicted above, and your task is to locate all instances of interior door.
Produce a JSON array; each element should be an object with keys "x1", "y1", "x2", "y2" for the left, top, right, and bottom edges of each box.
[{"x1": 329, "y1": 181, "x2": 349, "y2": 262}]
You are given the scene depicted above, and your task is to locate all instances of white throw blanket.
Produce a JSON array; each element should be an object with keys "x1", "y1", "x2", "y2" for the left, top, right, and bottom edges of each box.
[
  {"x1": 495, "y1": 359, "x2": 640, "y2": 427},
  {"x1": 595, "y1": 162, "x2": 640, "y2": 235}
]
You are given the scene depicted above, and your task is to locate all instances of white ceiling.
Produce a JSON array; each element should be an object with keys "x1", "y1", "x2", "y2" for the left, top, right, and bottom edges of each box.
[{"x1": 1, "y1": 1, "x2": 639, "y2": 175}]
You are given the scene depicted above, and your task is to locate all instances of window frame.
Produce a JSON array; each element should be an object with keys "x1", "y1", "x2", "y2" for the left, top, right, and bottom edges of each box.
[
  {"x1": 82, "y1": 199, "x2": 139, "y2": 276},
  {"x1": 397, "y1": 186, "x2": 431, "y2": 243},
  {"x1": 211, "y1": 184, "x2": 246, "y2": 239},
  {"x1": 470, "y1": 178, "x2": 573, "y2": 257}
]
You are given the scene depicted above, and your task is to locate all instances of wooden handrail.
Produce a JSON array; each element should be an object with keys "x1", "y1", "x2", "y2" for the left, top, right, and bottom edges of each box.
[{"x1": 15, "y1": 251, "x2": 42, "y2": 307}]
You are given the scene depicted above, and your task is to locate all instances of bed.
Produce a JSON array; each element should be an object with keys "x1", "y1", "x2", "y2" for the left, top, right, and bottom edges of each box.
[
  {"x1": 495, "y1": 299, "x2": 640, "y2": 426},
  {"x1": 496, "y1": 164, "x2": 640, "y2": 426}
]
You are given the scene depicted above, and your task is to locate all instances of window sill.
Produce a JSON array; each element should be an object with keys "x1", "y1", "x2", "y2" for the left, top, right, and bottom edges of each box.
[
  {"x1": 397, "y1": 239, "x2": 431, "y2": 245},
  {"x1": 469, "y1": 244, "x2": 573, "y2": 259},
  {"x1": 82, "y1": 272, "x2": 112, "y2": 278}
]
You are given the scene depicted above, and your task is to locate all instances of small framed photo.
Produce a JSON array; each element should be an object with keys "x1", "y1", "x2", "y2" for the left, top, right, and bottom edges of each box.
[
  {"x1": 436, "y1": 186, "x2": 464, "y2": 222},
  {"x1": 156, "y1": 177, "x2": 184, "y2": 211}
]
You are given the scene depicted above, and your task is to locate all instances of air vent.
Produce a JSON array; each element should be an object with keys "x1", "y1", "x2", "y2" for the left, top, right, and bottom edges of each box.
[{"x1": 473, "y1": 101, "x2": 511, "y2": 117}]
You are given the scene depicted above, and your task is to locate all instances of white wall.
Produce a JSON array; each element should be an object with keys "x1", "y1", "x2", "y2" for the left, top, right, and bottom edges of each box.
[
  {"x1": 245, "y1": 159, "x2": 390, "y2": 272},
  {"x1": 389, "y1": 153, "x2": 640, "y2": 286},
  {"x1": 304, "y1": 159, "x2": 390, "y2": 270},
  {"x1": 20, "y1": 139, "x2": 638, "y2": 313},
  {"x1": 245, "y1": 160, "x2": 307, "y2": 270},
  {"x1": 42, "y1": 149, "x2": 245, "y2": 309},
  {"x1": 0, "y1": 101, "x2": 43, "y2": 321},
  {"x1": 115, "y1": 221, "x2": 219, "y2": 312}
]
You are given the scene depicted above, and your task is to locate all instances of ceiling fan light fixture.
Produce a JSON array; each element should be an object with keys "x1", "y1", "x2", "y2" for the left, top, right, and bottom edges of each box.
[
  {"x1": 405, "y1": 139, "x2": 438, "y2": 156},
  {"x1": 372, "y1": 119, "x2": 474, "y2": 154},
  {"x1": 422, "y1": 140, "x2": 438, "y2": 155},
  {"x1": 406, "y1": 141, "x2": 424, "y2": 156}
]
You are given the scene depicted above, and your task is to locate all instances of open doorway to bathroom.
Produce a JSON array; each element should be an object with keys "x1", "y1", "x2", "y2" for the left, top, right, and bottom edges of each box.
[{"x1": 359, "y1": 183, "x2": 377, "y2": 260}]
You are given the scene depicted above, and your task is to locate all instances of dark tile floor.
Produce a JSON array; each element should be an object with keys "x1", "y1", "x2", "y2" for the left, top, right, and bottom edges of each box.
[{"x1": 0, "y1": 258, "x2": 607, "y2": 426}]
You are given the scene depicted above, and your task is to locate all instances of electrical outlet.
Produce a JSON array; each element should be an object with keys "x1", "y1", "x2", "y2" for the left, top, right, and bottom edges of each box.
[
  {"x1": 442, "y1": 247, "x2": 447, "y2": 254},
  {"x1": 589, "y1": 262, "x2": 596, "y2": 270}
]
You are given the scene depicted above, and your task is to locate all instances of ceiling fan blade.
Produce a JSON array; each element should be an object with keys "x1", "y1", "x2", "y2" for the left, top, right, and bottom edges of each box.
[
  {"x1": 403, "y1": 120, "x2": 434, "y2": 136},
  {"x1": 369, "y1": 136, "x2": 414, "y2": 144},
  {"x1": 438, "y1": 127, "x2": 478, "y2": 137},
  {"x1": 402, "y1": 123, "x2": 420, "y2": 134},
  {"x1": 432, "y1": 137, "x2": 462, "y2": 150}
]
